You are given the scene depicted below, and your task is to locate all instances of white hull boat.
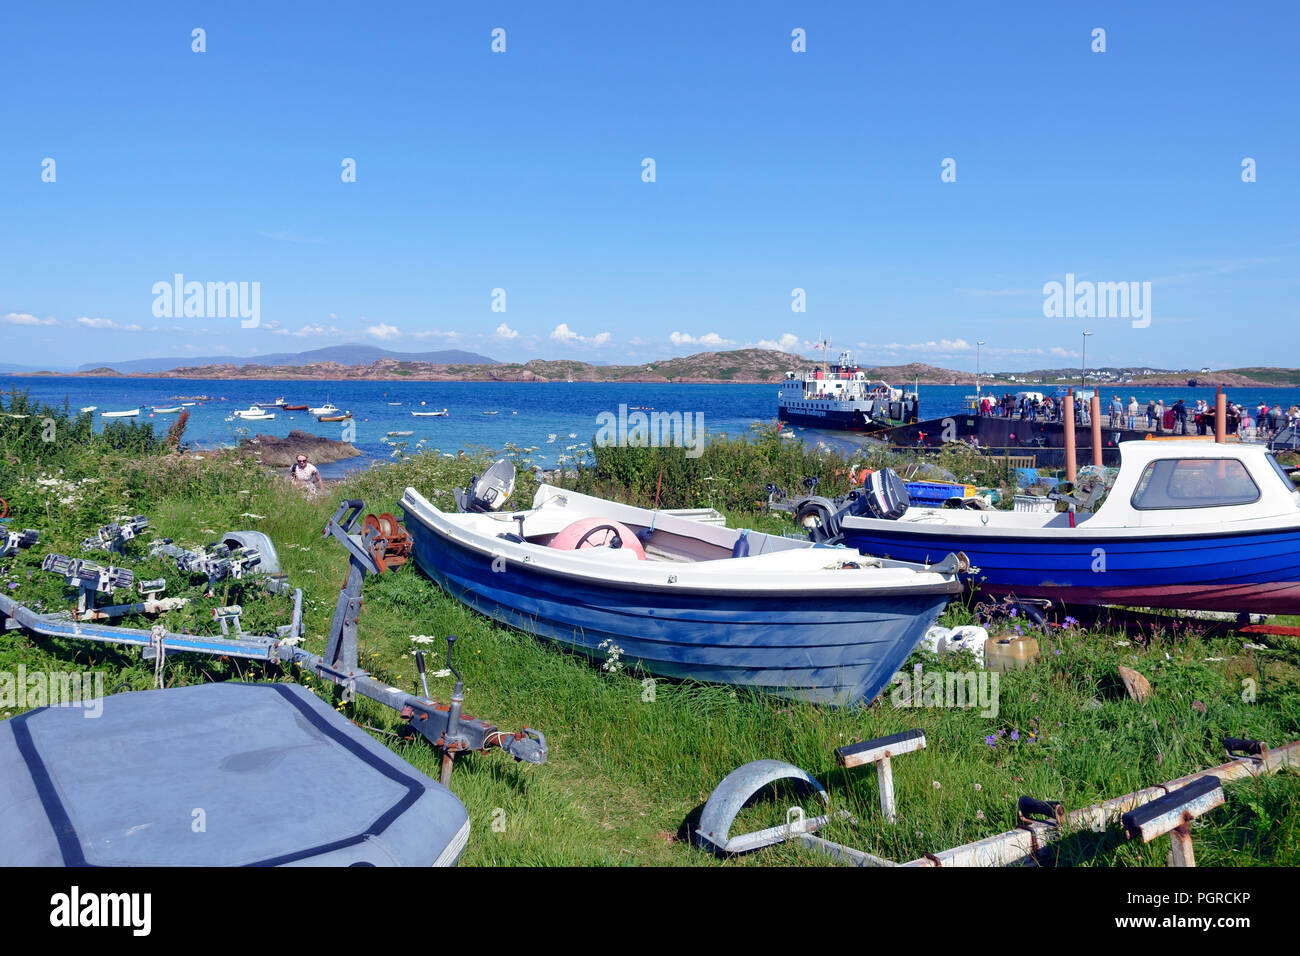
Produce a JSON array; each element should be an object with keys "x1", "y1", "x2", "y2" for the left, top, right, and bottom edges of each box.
[{"x1": 399, "y1": 463, "x2": 965, "y2": 704}]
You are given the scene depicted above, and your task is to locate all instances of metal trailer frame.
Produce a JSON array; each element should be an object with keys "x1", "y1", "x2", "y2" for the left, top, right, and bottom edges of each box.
[
  {"x1": 0, "y1": 499, "x2": 547, "y2": 781},
  {"x1": 695, "y1": 732, "x2": 1298, "y2": 867}
]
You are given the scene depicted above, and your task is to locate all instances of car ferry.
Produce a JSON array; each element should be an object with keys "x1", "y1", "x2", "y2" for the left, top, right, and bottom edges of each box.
[{"x1": 777, "y1": 349, "x2": 918, "y2": 432}]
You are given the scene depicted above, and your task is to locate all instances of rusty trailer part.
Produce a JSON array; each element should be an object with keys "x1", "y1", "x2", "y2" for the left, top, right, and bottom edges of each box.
[
  {"x1": 1121, "y1": 775, "x2": 1224, "y2": 867},
  {"x1": 0, "y1": 499, "x2": 548, "y2": 781},
  {"x1": 836, "y1": 728, "x2": 926, "y2": 824},
  {"x1": 362, "y1": 511, "x2": 412, "y2": 571},
  {"x1": 903, "y1": 737, "x2": 1298, "y2": 867},
  {"x1": 699, "y1": 736, "x2": 1297, "y2": 867},
  {"x1": 793, "y1": 832, "x2": 896, "y2": 867}
]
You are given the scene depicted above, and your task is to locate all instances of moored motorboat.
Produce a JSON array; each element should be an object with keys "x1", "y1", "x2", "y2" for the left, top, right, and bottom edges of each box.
[
  {"x1": 309, "y1": 401, "x2": 340, "y2": 417},
  {"x1": 399, "y1": 463, "x2": 965, "y2": 705},
  {"x1": 234, "y1": 406, "x2": 275, "y2": 420},
  {"x1": 79, "y1": 406, "x2": 97, "y2": 414},
  {"x1": 101, "y1": 408, "x2": 140, "y2": 418},
  {"x1": 319, "y1": 412, "x2": 353, "y2": 422},
  {"x1": 282, "y1": 404, "x2": 308, "y2": 411},
  {"x1": 412, "y1": 409, "x2": 448, "y2": 417},
  {"x1": 836, "y1": 441, "x2": 1300, "y2": 614},
  {"x1": 152, "y1": 406, "x2": 183, "y2": 414}
]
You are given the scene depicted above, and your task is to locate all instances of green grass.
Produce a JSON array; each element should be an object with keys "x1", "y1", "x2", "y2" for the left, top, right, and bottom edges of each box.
[{"x1": 1, "y1": 430, "x2": 1298, "y2": 866}]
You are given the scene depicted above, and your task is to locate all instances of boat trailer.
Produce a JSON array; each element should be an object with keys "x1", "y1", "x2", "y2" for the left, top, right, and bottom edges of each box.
[
  {"x1": 0, "y1": 499, "x2": 547, "y2": 782},
  {"x1": 697, "y1": 732, "x2": 1298, "y2": 867}
]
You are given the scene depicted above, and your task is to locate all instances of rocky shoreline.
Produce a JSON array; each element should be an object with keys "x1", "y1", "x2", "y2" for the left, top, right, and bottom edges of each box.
[{"x1": 238, "y1": 429, "x2": 361, "y2": 468}]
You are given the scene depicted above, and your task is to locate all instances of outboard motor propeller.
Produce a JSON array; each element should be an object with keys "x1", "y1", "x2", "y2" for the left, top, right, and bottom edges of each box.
[{"x1": 455, "y1": 459, "x2": 517, "y2": 513}]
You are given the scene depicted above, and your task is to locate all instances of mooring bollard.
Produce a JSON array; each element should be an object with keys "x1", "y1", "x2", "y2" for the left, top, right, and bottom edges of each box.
[
  {"x1": 1121, "y1": 775, "x2": 1224, "y2": 867},
  {"x1": 836, "y1": 728, "x2": 926, "y2": 824}
]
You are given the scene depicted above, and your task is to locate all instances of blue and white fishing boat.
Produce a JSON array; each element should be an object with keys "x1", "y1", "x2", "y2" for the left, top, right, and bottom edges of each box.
[
  {"x1": 837, "y1": 441, "x2": 1300, "y2": 614},
  {"x1": 399, "y1": 464, "x2": 965, "y2": 705}
]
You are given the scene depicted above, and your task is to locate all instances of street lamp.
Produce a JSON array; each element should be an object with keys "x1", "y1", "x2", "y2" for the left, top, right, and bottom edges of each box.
[
  {"x1": 976, "y1": 340, "x2": 985, "y2": 401},
  {"x1": 1081, "y1": 330, "x2": 1093, "y2": 389}
]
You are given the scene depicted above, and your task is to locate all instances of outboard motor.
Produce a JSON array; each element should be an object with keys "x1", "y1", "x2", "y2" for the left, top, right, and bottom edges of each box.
[
  {"x1": 795, "y1": 495, "x2": 841, "y2": 542},
  {"x1": 861, "y1": 467, "x2": 910, "y2": 520},
  {"x1": 455, "y1": 459, "x2": 517, "y2": 513}
]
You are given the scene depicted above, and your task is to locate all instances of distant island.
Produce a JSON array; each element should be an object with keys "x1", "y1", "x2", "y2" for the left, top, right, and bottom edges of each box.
[{"x1": 10, "y1": 344, "x2": 1300, "y2": 388}]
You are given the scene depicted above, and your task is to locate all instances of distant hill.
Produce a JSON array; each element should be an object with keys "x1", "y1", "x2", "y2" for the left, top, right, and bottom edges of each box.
[
  {"x1": 74, "y1": 344, "x2": 499, "y2": 374},
  {"x1": 57, "y1": 348, "x2": 975, "y2": 384},
  {"x1": 985, "y1": 365, "x2": 1300, "y2": 388},
  {"x1": 1217, "y1": 367, "x2": 1300, "y2": 387},
  {"x1": 19, "y1": 349, "x2": 1300, "y2": 387},
  {"x1": 0, "y1": 361, "x2": 76, "y2": 374}
]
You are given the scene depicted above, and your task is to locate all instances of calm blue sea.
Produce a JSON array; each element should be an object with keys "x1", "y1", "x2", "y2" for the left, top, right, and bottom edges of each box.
[{"x1": 4, "y1": 375, "x2": 1299, "y2": 478}]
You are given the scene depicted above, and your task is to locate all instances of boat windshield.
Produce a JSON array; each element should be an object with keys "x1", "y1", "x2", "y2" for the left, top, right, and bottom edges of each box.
[
  {"x1": 1266, "y1": 453, "x2": 1299, "y2": 495},
  {"x1": 1131, "y1": 458, "x2": 1260, "y2": 510}
]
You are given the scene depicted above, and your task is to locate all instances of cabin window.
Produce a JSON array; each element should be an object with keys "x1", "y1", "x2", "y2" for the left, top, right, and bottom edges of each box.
[
  {"x1": 1266, "y1": 454, "x2": 1298, "y2": 495},
  {"x1": 1131, "y1": 458, "x2": 1260, "y2": 510}
]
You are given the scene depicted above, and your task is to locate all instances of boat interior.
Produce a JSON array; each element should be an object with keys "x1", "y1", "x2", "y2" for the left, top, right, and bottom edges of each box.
[{"x1": 415, "y1": 485, "x2": 940, "y2": 576}]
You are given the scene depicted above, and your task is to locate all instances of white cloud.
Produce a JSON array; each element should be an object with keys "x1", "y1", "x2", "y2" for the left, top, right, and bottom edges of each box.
[
  {"x1": 873, "y1": 339, "x2": 1079, "y2": 360},
  {"x1": 752, "y1": 332, "x2": 800, "y2": 351},
  {"x1": 669, "y1": 331, "x2": 735, "y2": 347},
  {"x1": 3, "y1": 312, "x2": 58, "y2": 326},
  {"x1": 494, "y1": 322, "x2": 519, "y2": 339},
  {"x1": 76, "y1": 316, "x2": 141, "y2": 331},
  {"x1": 549, "y1": 324, "x2": 612, "y2": 346},
  {"x1": 364, "y1": 323, "x2": 401, "y2": 340},
  {"x1": 410, "y1": 329, "x2": 460, "y2": 340},
  {"x1": 878, "y1": 338, "x2": 974, "y2": 353}
]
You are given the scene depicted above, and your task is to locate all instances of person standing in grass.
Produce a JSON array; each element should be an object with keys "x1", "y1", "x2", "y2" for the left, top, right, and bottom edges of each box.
[{"x1": 290, "y1": 454, "x2": 323, "y2": 497}]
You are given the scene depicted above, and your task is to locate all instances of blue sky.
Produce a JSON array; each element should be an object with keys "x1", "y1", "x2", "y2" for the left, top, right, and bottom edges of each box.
[{"x1": 2, "y1": 1, "x2": 1296, "y2": 371}]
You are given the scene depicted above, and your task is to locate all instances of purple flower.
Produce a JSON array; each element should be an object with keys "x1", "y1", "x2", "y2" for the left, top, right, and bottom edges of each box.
[
  {"x1": 985, "y1": 735, "x2": 997, "y2": 748},
  {"x1": 1010, "y1": 730, "x2": 1020, "y2": 741},
  {"x1": 1064, "y1": 615, "x2": 1079, "y2": 627},
  {"x1": 1009, "y1": 608, "x2": 1018, "y2": 618},
  {"x1": 1054, "y1": 648, "x2": 1062, "y2": 656},
  {"x1": 6, "y1": 581, "x2": 15, "y2": 591}
]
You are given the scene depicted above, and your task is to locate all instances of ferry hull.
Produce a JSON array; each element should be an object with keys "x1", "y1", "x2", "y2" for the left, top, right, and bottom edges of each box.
[{"x1": 778, "y1": 406, "x2": 877, "y2": 431}]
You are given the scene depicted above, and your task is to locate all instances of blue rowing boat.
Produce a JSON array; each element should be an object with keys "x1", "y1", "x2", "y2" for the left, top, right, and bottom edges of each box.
[{"x1": 399, "y1": 473, "x2": 964, "y2": 705}]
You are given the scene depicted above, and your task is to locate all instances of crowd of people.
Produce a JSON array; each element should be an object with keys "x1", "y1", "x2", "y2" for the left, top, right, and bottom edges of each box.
[{"x1": 977, "y1": 391, "x2": 1299, "y2": 441}]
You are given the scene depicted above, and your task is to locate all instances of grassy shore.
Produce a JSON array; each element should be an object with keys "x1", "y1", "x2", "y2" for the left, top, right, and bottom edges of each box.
[{"x1": 2, "y1": 397, "x2": 1297, "y2": 866}]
